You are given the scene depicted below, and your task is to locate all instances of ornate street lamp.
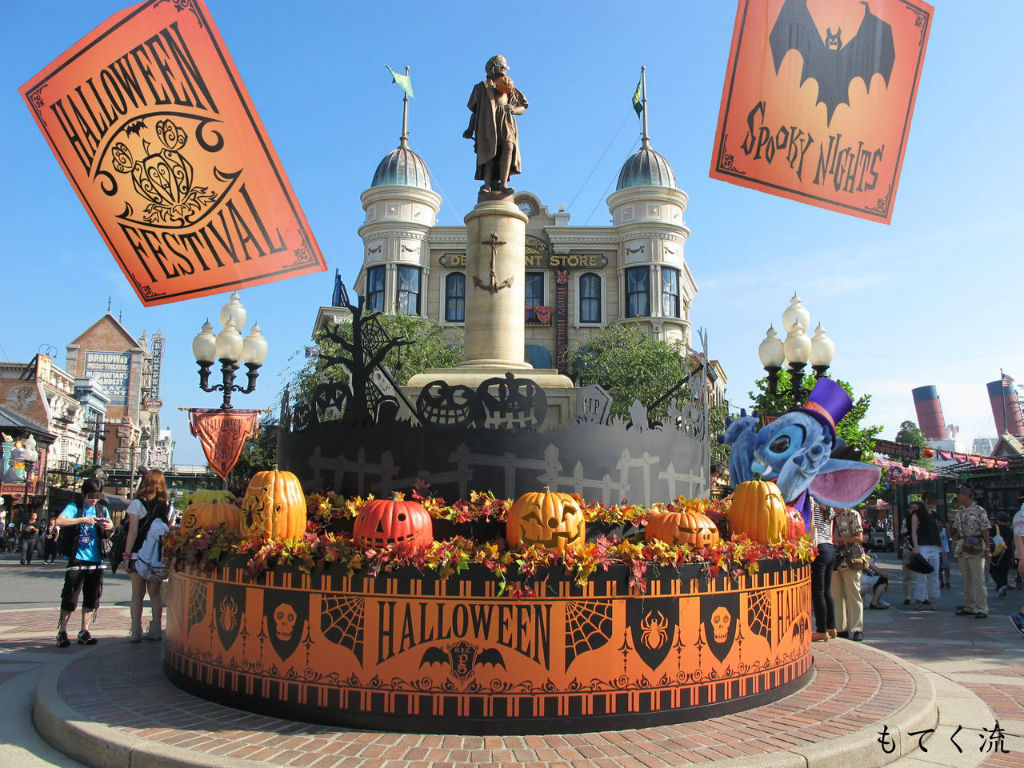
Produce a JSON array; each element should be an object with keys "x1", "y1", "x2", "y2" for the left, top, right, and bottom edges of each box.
[
  {"x1": 810, "y1": 324, "x2": 835, "y2": 379},
  {"x1": 758, "y1": 326, "x2": 785, "y2": 395},
  {"x1": 783, "y1": 323, "x2": 811, "y2": 402},
  {"x1": 21, "y1": 435, "x2": 39, "y2": 515},
  {"x1": 192, "y1": 293, "x2": 269, "y2": 410}
]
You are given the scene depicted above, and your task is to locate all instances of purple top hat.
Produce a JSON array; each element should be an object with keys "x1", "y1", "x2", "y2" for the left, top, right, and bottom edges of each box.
[{"x1": 792, "y1": 378, "x2": 852, "y2": 439}]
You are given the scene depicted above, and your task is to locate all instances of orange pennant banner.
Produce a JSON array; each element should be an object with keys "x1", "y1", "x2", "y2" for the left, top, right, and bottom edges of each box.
[
  {"x1": 20, "y1": 0, "x2": 325, "y2": 305},
  {"x1": 188, "y1": 408, "x2": 260, "y2": 481},
  {"x1": 710, "y1": 0, "x2": 933, "y2": 223}
]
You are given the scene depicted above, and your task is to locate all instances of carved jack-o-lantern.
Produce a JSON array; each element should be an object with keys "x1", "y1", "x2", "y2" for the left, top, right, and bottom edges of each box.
[
  {"x1": 728, "y1": 479, "x2": 788, "y2": 545},
  {"x1": 711, "y1": 606, "x2": 732, "y2": 643},
  {"x1": 274, "y1": 604, "x2": 297, "y2": 641},
  {"x1": 240, "y1": 469, "x2": 307, "y2": 540},
  {"x1": 506, "y1": 489, "x2": 585, "y2": 552},
  {"x1": 645, "y1": 510, "x2": 721, "y2": 548},
  {"x1": 183, "y1": 502, "x2": 242, "y2": 535},
  {"x1": 354, "y1": 495, "x2": 434, "y2": 548}
]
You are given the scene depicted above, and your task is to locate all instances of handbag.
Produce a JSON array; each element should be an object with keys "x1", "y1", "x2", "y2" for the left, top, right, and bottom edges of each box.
[{"x1": 907, "y1": 551, "x2": 935, "y2": 574}]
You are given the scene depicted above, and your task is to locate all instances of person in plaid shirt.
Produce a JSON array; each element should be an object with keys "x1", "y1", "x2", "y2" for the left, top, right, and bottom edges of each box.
[{"x1": 952, "y1": 485, "x2": 992, "y2": 619}]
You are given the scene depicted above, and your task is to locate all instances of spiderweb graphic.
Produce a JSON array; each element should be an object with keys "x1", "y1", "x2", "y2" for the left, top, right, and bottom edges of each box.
[
  {"x1": 564, "y1": 600, "x2": 614, "y2": 670},
  {"x1": 747, "y1": 590, "x2": 771, "y2": 644},
  {"x1": 187, "y1": 581, "x2": 207, "y2": 633},
  {"x1": 321, "y1": 595, "x2": 365, "y2": 663}
]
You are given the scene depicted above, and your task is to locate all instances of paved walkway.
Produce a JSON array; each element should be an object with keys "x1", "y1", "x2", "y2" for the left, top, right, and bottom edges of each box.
[{"x1": 2, "y1": 554, "x2": 1022, "y2": 767}]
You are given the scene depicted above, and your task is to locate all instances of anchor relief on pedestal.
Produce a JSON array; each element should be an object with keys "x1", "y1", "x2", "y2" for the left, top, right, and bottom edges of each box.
[{"x1": 474, "y1": 232, "x2": 514, "y2": 294}]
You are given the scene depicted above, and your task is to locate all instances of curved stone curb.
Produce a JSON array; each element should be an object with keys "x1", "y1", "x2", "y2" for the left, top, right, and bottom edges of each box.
[
  {"x1": 32, "y1": 654, "x2": 277, "y2": 768},
  {"x1": 33, "y1": 641, "x2": 939, "y2": 768},
  {"x1": 701, "y1": 645, "x2": 938, "y2": 768}
]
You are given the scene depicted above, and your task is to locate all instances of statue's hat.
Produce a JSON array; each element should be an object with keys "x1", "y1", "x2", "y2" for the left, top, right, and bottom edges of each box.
[{"x1": 791, "y1": 378, "x2": 852, "y2": 439}]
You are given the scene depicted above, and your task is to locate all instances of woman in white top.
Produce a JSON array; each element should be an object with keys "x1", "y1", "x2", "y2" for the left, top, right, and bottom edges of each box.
[{"x1": 123, "y1": 469, "x2": 171, "y2": 642}]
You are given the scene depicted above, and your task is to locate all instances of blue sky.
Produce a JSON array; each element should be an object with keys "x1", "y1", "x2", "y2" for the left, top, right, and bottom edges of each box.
[{"x1": 1, "y1": 0, "x2": 1021, "y2": 466}]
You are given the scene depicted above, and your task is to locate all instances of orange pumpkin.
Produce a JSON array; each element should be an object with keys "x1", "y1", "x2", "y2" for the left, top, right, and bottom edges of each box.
[
  {"x1": 728, "y1": 479, "x2": 788, "y2": 545},
  {"x1": 240, "y1": 469, "x2": 307, "y2": 540},
  {"x1": 645, "y1": 510, "x2": 721, "y2": 548},
  {"x1": 182, "y1": 502, "x2": 242, "y2": 535},
  {"x1": 784, "y1": 505, "x2": 806, "y2": 540},
  {"x1": 354, "y1": 495, "x2": 433, "y2": 548},
  {"x1": 506, "y1": 489, "x2": 585, "y2": 552},
  {"x1": 186, "y1": 489, "x2": 237, "y2": 507}
]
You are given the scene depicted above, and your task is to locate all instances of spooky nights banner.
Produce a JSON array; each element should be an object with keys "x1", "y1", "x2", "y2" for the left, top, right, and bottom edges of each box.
[
  {"x1": 19, "y1": 0, "x2": 325, "y2": 306},
  {"x1": 710, "y1": 0, "x2": 933, "y2": 223}
]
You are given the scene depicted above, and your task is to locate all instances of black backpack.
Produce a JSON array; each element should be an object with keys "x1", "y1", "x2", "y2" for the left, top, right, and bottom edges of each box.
[
  {"x1": 57, "y1": 503, "x2": 111, "y2": 560},
  {"x1": 57, "y1": 517, "x2": 78, "y2": 559},
  {"x1": 109, "y1": 499, "x2": 166, "y2": 573}
]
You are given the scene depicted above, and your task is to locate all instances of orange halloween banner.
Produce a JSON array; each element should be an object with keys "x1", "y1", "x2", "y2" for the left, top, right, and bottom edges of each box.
[
  {"x1": 188, "y1": 408, "x2": 259, "y2": 480},
  {"x1": 166, "y1": 560, "x2": 812, "y2": 732},
  {"x1": 710, "y1": 0, "x2": 933, "y2": 223},
  {"x1": 19, "y1": 0, "x2": 325, "y2": 305}
]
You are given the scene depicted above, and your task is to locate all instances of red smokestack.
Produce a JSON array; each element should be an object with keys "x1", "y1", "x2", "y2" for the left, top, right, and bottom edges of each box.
[
  {"x1": 987, "y1": 379, "x2": 1024, "y2": 437},
  {"x1": 912, "y1": 385, "x2": 947, "y2": 440}
]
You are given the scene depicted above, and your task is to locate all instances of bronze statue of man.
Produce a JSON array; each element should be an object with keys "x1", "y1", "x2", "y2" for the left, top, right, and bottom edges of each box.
[{"x1": 463, "y1": 55, "x2": 528, "y2": 196}]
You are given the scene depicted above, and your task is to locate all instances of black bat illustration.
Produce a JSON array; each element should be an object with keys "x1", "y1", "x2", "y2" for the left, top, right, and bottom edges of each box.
[
  {"x1": 124, "y1": 119, "x2": 146, "y2": 137},
  {"x1": 419, "y1": 646, "x2": 449, "y2": 668},
  {"x1": 792, "y1": 615, "x2": 809, "y2": 638},
  {"x1": 769, "y1": 0, "x2": 895, "y2": 125},
  {"x1": 476, "y1": 648, "x2": 506, "y2": 670}
]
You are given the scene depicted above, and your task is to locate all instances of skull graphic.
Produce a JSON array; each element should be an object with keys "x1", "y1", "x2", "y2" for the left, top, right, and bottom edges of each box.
[
  {"x1": 711, "y1": 607, "x2": 732, "y2": 644},
  {"x1": 274, "y1": 604, "x2": 297, "y2": 642}
]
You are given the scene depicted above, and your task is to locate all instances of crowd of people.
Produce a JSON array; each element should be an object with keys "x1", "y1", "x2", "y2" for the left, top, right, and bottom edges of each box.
[
  {"x1": 808, "y1": 484, "x2": 1024, "y2": 642},
  {"x1": 3, "y1": 469, "x2": 175, "y2": 647},
  {"x1": 8, "y1": 472, "x2": 1024, "y2": 643}
]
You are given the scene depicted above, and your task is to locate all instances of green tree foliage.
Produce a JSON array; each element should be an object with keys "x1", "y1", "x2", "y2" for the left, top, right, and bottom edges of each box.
[
  {"x1": 290, "y1": 314, "x2": 464, "y2": 409},
  {"x1": 709, "y1": 402, "x2": 731, "y2": 470},
  {"x1": 748, "y1": 371, "x2": 882, "y2": 460},
  {"x1": 228, "y1": 416, "x2": 279, "y2": 497},
  {"x1": 567, "y1": 324, "x2": 694, "y2": 422},
  {"x1": 895, "y1": 420, "x2": 926, "y2": 448}
]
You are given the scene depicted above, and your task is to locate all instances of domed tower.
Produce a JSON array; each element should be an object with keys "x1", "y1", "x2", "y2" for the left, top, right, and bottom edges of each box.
[
  {"x1": 356, "y1": 72, "x2": 441, "y2": 316},
  {"x1": 606, "y1": 68, "x2": 694, "y2": 347}
]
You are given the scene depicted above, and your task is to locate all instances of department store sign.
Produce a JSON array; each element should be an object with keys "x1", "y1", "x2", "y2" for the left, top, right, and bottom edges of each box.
[
  {"x1": 20, "y1": 0, "x2": 325, "y2": 306},
  {"x1": 710, "y1": 0, "x2": 933, "y2": 223},
  {"x1": 439, "y1": 252, "x2": 609, "y2": 270}
]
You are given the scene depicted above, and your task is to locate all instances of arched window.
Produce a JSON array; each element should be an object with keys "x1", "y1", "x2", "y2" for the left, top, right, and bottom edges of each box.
[
  {"x1": 625, "y1": 266, "x2": 650, "y2": 318},
  {"x1": 662, "y1": 267, "x2": 680, "y2": 318},
  {"x1": 366, "y1": 266, "x2": 386, "y2": 312},
  {"x1": 579, "y1": 273, "x2": 601, "y2": 323},
  {"x1": 397, "y1": 266, "x2": 421, "y2": 315},
  {"x1": 445, "y1": 273, "x2": 465, "y2": 323}
]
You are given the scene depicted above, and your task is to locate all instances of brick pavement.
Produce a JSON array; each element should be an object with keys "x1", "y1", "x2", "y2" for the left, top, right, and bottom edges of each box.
[
  {"x1": 7, "y1": 599, "x2": 932, "y2": 768},
  {"x1": 5, "y1": 553, "x2": 1024, "y2": 767}
]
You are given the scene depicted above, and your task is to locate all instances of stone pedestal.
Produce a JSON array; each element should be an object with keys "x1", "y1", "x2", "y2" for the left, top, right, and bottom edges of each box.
[{"x1": 461, "y1": 198, "x2": 530, "y2": 369}]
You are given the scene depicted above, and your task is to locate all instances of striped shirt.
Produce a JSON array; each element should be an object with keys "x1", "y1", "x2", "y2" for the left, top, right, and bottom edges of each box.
[{"x1": 812, "y1": 500, "x2": 834, "y2": 545}]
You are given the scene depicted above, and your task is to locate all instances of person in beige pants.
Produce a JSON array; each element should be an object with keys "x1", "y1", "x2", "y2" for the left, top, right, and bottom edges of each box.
[
  {"x1": 951, "y1": 486, "x2": 992, "y2": 619},
  {"x1": 832, "y1": 507, "x2": 867, "y2": 641}
]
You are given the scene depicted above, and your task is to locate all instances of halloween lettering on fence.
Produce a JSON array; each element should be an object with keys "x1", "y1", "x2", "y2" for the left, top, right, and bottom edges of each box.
[
  {"x1": 710, "y1": 0, "x2": 934, "y2": 224},
  {"x1": 20, "y1": 0, "x2": 325, "y2": 306}
]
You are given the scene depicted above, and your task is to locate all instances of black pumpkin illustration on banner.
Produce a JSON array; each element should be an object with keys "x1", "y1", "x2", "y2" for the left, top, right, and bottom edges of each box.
[
  {"x1": 263, "y1": 589, "x2": 309, "y2": 662},
  {"x1": 627, "y1": 597, "x2": 678, "y2": 671},
  {"x1": 213, "y1": 582, "x2": 247, "y2": 652},
  {"x1": 416, "y1": 382, "x2": 481, "y2": 428},
  {"x1": 700, "y1": 592, "x2": 740, "y2": 664}
]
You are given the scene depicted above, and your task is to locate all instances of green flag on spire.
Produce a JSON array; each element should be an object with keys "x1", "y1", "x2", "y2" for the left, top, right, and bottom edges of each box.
[
  {"x1": 632, "y1": 78, "x2": 643, "y2": 117},
  {"x1": 386, "y1": 65, "x2": 414, "y2": 99}
]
